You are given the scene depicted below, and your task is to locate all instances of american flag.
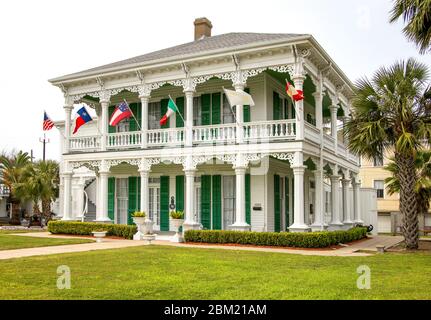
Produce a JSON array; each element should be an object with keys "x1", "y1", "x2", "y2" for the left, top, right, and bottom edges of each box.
[{"x1": 43, "y1": 111, "x2": 54, "y2": 131}]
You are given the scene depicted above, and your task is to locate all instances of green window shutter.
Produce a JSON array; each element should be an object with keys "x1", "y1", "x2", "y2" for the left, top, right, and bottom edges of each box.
[
  {"x1": 137, "y1": 176, "x2": 141, "y2": 212},
  {"x1": 175, "y1": 97, "x2": 185, "y2": 128},
  {"x1": 175, "y1": 175, "x2": 184, "y2": 212},
  {"x1": 244, "y1": 88, "x2": 251, "y2": 123},
  {"x1": 129, "y1": 103, "x2": 138, "y2": 132},
  {"x1": 160, "y1": 99, "x2": 169, "y2": 129},
  {"x1": 212, "y1": 175, "x2": 222, "y2": 230},
  {"x1": 211, "y1": 92, "x2": 221, "y2": 125},
  {"x1": 274, "y1": 174, "x2": 281, "y2": 232},
  {"x1": 201, "y1": 175, "x2": 211, "y2": 229},
  {"x1": 201, "y1": 94, "x2": 211, "y2": 126},
  {"x1": 108, "y1": 105, "x2": 116, "y2": 133},
  {"x1": 108, "y1": 177, "x2": 115, "y2": 221},
  {"x1": 128, "y1": 177, "x2": 138, "y2": 225},
  {"x1": 273, "y1": 92, "x2": 280, "y2": 121},
  {"x1": 291, "y1": 175, "x2": 294, "y2": 229},
  {"x1": 245, "y1": 173, "x2": 251, "y2": 225},
  {"x1": 160, "y1": 176, "x2": 170, "y2": 231},
  {"x1": 285, "y1": 177, "x2": 290, "y2": 229}
]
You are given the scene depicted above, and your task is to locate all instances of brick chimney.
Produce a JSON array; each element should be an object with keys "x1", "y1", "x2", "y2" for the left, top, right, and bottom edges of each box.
[{"x1": 194, "y1": 17, "x2": 212, "y2": 40}]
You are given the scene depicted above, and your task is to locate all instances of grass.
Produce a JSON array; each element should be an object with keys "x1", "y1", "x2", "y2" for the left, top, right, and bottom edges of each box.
[
  {"x1": 0, "y1": 229, "x2": 46, "y2": 234},
  {"x1": 0, "y1": 245, "x2": 430, "y2": 299},
  {"x1": 0, "y1": 234, "x2": 93, "y2": 251}
]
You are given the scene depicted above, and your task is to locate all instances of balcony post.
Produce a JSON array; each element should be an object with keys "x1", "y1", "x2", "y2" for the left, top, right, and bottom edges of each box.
[
  {"x1": 99, "y1": 91, "x2": 111, "y2": 151},
  {"x1": 63, "y1": 101, "x2": 73, "y2": 154},
  {"x1": 234, "y1": 81, "x2": 245, "y2": 144},
  {"x1": 292, "y1": 61, "x2": 306, "y2": 141},
  {"x1": 139, "y1": 91, "x2": 150, "y2": 149},
  {"x1": 183, "y1": 79, "x2": 195, "y2": 147}
]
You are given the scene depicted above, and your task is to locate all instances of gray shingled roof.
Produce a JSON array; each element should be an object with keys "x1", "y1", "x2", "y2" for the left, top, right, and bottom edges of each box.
[{"x1": 51, "y1": 32, "x2": 306, "y2": 81}]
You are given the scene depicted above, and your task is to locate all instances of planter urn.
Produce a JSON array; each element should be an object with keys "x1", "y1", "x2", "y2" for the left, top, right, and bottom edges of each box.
[
  {"x1": 92, "y1": 231, "x2": 107, "y2": 243},
  {"x1": 171, "y1": 219, "x2": 184, "y2": 243}
]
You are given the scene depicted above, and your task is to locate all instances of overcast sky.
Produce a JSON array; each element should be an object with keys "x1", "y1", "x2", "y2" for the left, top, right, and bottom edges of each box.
[{"x1": 0, "y1": 0, "x2": 430, "y2": 161}]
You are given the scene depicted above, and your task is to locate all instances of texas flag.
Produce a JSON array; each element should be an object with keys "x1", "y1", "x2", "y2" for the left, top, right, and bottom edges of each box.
[
  {"x1": 285, "y1": 81, "x2": 304, "y2": 102},
  {"x1": 109, "y1": 102, "x2": 132, "y2": 126},
  {"x1": 72, "y1": 106, "x2": 93, "y2": 134}
]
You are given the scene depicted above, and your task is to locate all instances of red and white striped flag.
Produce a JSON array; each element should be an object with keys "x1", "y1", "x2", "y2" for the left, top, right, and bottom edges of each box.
[{"x1": 43, "y1": 111, "x2": 54, "y2": 131}]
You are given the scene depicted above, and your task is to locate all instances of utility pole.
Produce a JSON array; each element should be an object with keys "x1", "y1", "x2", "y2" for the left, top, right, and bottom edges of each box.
[
  {"x1": 39, "y1": 134, "x2": 50, "y2": 162},
  {"x1": 30, "y1": 149, "x2": 35, "y2": 163}
]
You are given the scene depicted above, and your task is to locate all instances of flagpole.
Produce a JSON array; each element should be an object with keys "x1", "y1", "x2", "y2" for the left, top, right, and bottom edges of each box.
[
  {"x1": 168, "y1": 95, "x2": 186, "y2": 124},
  {"x1": 123, "y1": 99, "x2": 142, "y2": 131},
  {"x1": 285, "y1": 79, "x2": 300, "y2": 121}
]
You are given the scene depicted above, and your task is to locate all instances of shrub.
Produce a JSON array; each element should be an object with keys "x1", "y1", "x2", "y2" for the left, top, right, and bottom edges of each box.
[
  {"x1": 47, "y1": 221, "x2": 137, "y2": 240},
  {"x1": 132, "y1": 211, "x2": 146, "y2": 218},
  {"x1": 184, "y1": 227, "x2": 367, "y2": 248}
]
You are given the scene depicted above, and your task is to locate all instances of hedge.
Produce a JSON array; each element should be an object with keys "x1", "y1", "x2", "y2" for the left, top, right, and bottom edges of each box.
[
  {"x1": 184, "y1": 227, "x2": 368, "y2": 248},
  {"x1": 48, "y1": 221, "x2": 137, "y2": 240}
]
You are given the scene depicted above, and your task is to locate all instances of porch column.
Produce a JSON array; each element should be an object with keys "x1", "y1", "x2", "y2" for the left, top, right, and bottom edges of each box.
[
  {"x1": 329, "y1": 175, "x2": 343, "y2": 229},
  {"x1": 234, "y1": 82, "x2": 245, "y2": 144},
  {"x1": 96, "y1": 162, "x2": 111, "y2": 222},
  {"x1": 99, "y1": 91, "x2": 111, "y2": 151},
  {"x1": 63, "y1": 104, "x2": 73, "y2": 154},
  {"x1": 329, "y1": 104, "x2": 338, "y2": 150},
  {"x1": 139, "y1": 169, "x2": 150, "y2": 215},
  {"x1": 74, "y1": 177, "x2": 86, "y2": 221},
  {"x1": 313, "y1": 81, "x2": 323, "y2": 131},
  {"x1": 304, "y1": 174, "x2": 310, "y2": 225},
  {"x1": 184, "y1": 82, "x2": 194, "y2": 147},
  {"x1": 353, "y1": 179, "x2": 363, "y2": 224},
  {"x1": 140, "y1": 94, "x2": 150, "y2": 149},
  {"x1": 342, "y1": 177, "x2": 353, "y2": 228},
  {"x1": 230, "y1": 154, "x2": 250, "y2": 231},
  {"x1": 183, "y1": 156, "x2": 200, "y2": 231},
  {"x1": 310, "y1": 169, "x2": 327, "y2": 231},
  {"x1": 293, "y1": 74, "x2": 305, "y2": 141},
  {"x1": 289, "y1": 152, "x2": 310, "y2": 232},
  {"x1": 62, "y1": 172, "x2": 73, "y2": 221}
]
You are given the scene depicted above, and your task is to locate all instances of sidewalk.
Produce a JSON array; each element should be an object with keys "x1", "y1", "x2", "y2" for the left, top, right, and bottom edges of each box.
[{"x1": 0, "y1": 232, "x2": 404, "y2": 260}]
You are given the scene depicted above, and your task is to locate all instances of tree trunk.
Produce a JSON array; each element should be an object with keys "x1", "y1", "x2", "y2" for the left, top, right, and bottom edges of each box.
[
  {"x1": 396, "y1": 152, "x2": 419, "y2": 249},
  {"x1": 10, "y1": 201, "x2": 21, "y2": 225},
  {"x1": 41, "y1": 199, "x2": 51, "y2": 224}
]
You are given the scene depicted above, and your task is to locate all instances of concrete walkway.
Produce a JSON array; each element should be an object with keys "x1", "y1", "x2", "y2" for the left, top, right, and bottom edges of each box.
[{"x1": 0, "y1": 233, "x2": 404, "y2": 260}]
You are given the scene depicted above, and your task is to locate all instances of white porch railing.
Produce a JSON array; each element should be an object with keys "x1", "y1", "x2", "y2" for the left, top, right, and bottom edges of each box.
[
  {"x1": 193, "y1": 123, "x2": 237, "y2": 144},
  {"x1": 244, "y1": 119, "x2": 296, "y2": 141},
  {"x1": 69, "y1": 136, "x2": 100, "y2": 151},
  {"x1": 107, "y1": 131, "x2": 141, "y2": 149},
  {"x1": 148, "y1": 128, "x2": 185, "y2": 146},
  {"x1": 323, "y1": 134, "x2": 335, "y2": 149},
  {"x1": 304, "y1": 122, "x2": 320, "y2": 144}
]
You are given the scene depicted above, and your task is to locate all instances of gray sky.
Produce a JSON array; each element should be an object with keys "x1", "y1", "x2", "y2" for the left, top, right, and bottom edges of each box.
[{"x1": 1, "y1": 0, "x2": 430, "y2": 161}]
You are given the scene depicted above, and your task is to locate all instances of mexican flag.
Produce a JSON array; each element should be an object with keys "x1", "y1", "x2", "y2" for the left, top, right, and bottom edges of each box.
[{"x1": 160, "y1": 98, "x2": 178, "y2": 126}]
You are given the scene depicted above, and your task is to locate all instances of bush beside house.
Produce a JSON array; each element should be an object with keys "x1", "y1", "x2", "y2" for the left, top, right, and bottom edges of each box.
[
  {"x1": 184, "y1": 227, "x2": 368, "y2": 248},
  {"x1": 48, "y1": 221, "x2": 137, "y2": 240}
]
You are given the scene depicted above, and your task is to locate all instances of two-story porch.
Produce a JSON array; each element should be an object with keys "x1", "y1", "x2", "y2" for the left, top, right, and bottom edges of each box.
[{"x1": 51, "y1": 19, "x2": 375, "y2": 233}]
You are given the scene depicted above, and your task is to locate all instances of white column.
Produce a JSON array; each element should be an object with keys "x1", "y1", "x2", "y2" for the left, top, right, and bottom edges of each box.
[
  {"x1": 289, "y1": 152, "x2": 310, "y2": 232},
  {"x1": 342, "y1": 178, "x2": 353, "y2": 228},
  {"x1": 230, "y1": 156, "x2": 250, "y2": 231},
  {"x1": 96, "y1": 166, "x2": 111, "y2": 222},
  {"x1": 329, "y1": 175, "x2": 343, "y2": 229},
  {"x1": 330, "y1": 104, "x2": 338, "y2": 144},
  {"x1": 74, "y1": 178, "x2": 86, "y2": 221},
  {"x1": 304, "y1": 174, "x2": 310, "y2": 225},
  {"x1": 62, "y1": 172, "x2": 73, "y2": 221},
  {"x1": 184, "y1": 87, "x2": 194, "y2": 147},
  {"x1": 139, "y1": 169, "x2": 150, "y2": 214},
  {"x1": 99, "y1": 92, "x2": 110, "y2": 151},
  {"x1": 293, "y1": 75, "x2": 305, "y2": 141},
  {"x1": 58, "y1": 177, "x2": 64, "y2": 218},
  {"x1": 353, "y1": 179, "x2": 363, "y2": 224},
  {"x1": 234, "y1": 83, "x2": 245, "y2": 144},
  {"x1": 63, "y1": 105, "x2": 73, "y2": 154},
  {"x1": 183, "y1": 156, "x2": 200, "y2": 231},
  {"x1": 140, "y1": 95, "x2": 150, "y2": 149},
  {"x1": 313, "y1": 89, "x2": 323, "y2": 131},
  {"x1": 310, "y1": 169, "x2": 327, "y2": 231}
]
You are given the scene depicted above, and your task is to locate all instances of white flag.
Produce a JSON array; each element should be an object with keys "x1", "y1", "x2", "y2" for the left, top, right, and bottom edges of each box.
[{"x1": 223, "y1": 88, "x2": 255, "y2": 107}]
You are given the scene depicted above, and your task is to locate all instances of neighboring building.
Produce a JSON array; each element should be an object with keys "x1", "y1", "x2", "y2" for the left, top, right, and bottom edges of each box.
[
  {"x1": 360, "y1": 153, "x2": 431, "y2": 234},
  {"x1": 0, "y1": 184, "x2": 10, "y2": 221},
  {"x1": 50, "y1": 18, "x2": 377, "y2": 233}
]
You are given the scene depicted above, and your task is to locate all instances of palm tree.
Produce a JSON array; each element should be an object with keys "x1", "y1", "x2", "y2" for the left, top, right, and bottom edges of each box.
[
  {"x1": 345, "y1": 58, "x2": 431, "y2": 249},
  {"x1": 0, "y1": 151, "x2": 31, "y2": 224},
  {"x1": 13, "y1": 160, "x2": 59, "y2": 225},
  {"x1": 385, "y1": 150, "x2": 431, "y2": 234},
  {"x1": 390, "y1": 0, "x2": 431, "y2": 54}
]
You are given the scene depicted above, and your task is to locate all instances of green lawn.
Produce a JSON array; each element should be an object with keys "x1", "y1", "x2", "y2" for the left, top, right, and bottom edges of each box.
[
  {"x1": 0, "y1": 234, "x2": 93, "y2": 251},
  {"x1": 0, "y1": 245, "x2": 430, "y2": 299}
]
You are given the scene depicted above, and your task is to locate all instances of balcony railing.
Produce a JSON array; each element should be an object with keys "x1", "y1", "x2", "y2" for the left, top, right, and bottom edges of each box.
[{"x1": 0, "y1": 184, "x2": 10, "y2": 197}]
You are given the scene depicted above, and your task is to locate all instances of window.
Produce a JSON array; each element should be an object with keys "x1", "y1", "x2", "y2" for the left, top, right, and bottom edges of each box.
[
  {"x1": 193, "y1": 97, "x2": 202, "y2": 126},
  {"x1": 116, "y1": 178, "x2": 128, "y2": 224},
  {"x1": 223, "y1": 94, "x2": 236, "y2": 124},
  {"x1": 374, "y1": 180, "x2": 385, "y2": 198},
  {"x1": 223, "y1": 176, "x2": 236, "y2": 228},
  {"x1": 117, "y1": 119, "x2": 130, "y2": 132},
  {"x1": 148, "y1": 102, "x2": 161, "y2": 129},
  {"x1": 373, "y1": 154, "x2": 384, "y2": 167},
  {"x1": 325, "y1": 191, "x2": 331, "y2": 213}
]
